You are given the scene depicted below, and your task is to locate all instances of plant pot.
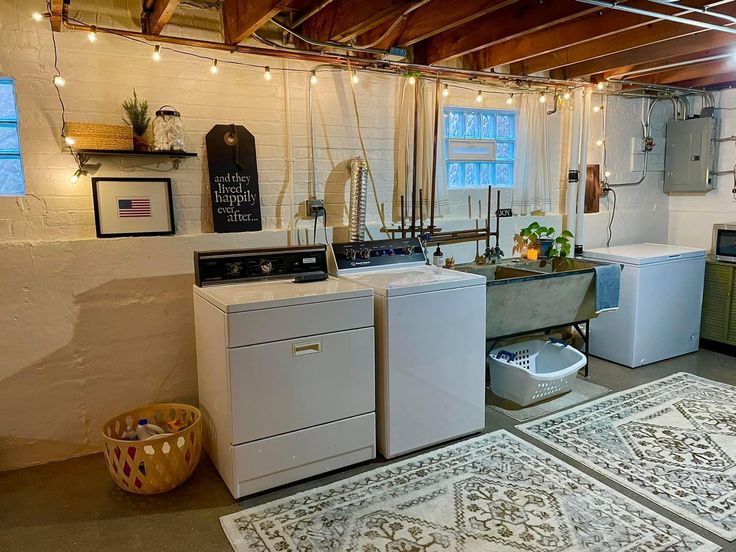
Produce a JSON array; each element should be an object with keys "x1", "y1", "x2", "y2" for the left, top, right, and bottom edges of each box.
[
  {"x1": 133, "y1": 135, "x2": 151, "y2": 151},
  {"x1": 537, "y1": 238, "x2": 554, "y2": 257}
]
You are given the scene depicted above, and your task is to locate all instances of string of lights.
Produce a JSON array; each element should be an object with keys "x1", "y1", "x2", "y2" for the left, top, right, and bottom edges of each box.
[{"x1": 34, "y1": 4, "x2": 592, "y2": 184}]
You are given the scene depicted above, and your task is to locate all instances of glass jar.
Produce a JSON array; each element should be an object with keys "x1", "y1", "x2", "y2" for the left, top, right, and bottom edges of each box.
[{"x1": 153, "y1": 106, "x2": 185, "y2": 151}]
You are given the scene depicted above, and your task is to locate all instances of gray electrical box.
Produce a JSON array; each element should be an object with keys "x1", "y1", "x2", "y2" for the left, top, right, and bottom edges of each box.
[{"x1": 664, "y1": 116, "x2": 717, "y2": 193}]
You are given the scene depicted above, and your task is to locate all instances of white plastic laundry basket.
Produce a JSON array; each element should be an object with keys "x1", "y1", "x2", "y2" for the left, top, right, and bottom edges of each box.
[{"x1": 488, "y1": 339, "x2": 587, "y2": 407}]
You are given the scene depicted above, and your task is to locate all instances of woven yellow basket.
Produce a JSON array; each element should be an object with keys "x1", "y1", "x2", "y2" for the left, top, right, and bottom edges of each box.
[
  {"x1": 101, "y1": 403, "x2": 202, "y2": 494},
  {"x1": 65, "y1": 122, "x2": 133, "y2": 150}
]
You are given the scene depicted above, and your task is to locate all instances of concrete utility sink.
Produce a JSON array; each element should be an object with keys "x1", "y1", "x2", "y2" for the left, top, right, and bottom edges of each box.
[{"x1": 456, "y1": 257, "x2": 611, "y2": 340}]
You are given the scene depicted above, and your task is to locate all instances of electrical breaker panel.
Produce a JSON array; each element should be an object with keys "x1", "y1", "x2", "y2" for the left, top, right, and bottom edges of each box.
[{"x1": 664, "y1": 116, "x2": 718, "y2": 193}]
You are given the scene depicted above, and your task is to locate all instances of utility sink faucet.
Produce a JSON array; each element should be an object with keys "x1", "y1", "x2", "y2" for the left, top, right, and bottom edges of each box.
[{"x1": 484, "y1": 246, "x2": 504, "y2": 264}]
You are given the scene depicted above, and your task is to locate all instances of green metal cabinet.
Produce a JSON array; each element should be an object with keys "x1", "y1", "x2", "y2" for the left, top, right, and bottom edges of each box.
[{"x1": 701, "y1": 258, "x2": 735, "y2": 344}]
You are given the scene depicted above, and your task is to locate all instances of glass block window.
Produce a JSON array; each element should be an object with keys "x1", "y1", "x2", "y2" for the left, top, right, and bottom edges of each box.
[
  {"x1": 444, "y1": 106, "x2": 516, "y2": 189},
  {"x1": 0, "y1": 79, "x2": 24, "y2": 196}
]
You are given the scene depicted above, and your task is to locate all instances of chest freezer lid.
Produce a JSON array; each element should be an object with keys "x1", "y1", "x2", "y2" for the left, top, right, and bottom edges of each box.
[{"x1": 584, "y1": 243, "x2": 706, "y2": 266}]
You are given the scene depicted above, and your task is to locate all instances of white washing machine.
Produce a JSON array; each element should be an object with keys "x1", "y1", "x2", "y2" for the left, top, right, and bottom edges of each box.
[
  {"x1": 193, "y1": 245, "x2": 376, "y2": 498},
  {"x1": 331, "y1": 238, "x2": 487, "y2": 458}
]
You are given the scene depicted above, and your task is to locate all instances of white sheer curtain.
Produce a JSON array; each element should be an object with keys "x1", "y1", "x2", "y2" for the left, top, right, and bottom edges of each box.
[
  {"x1": 512, "y1": 94, "x2": 552, "y2": 215},
  {"x1": 394, "y1": 79, "x2": 449, "y2": 223}
]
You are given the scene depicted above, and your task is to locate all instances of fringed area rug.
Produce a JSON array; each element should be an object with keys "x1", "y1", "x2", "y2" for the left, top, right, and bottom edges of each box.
[
  {"x1": 220, "y1": 430, "x2": 717, "y2": 551},
  {"x1": 519, "y1": 372, "x2": 736, "y2": 541}
]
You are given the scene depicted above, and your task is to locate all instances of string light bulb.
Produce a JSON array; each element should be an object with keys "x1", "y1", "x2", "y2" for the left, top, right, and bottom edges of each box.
[
  {"x1": 351, "y1": 70, "x2": 359, "y2": 84},
  {"x1": 69, "y1": 173, "x2": 79, "y2": 184},
  {"x1": 476, "y1": 90, "x2": 483, "y2": 103},
  {"x1": 32, "y1": 12, "x2": 43, "y2": 22},
  {"x1": 442, "y1": 83, "x2": 449, "y2": 97},
  {"x1": 64, "y1": 136, "x2": 75, "y2": 146},
  {"x1": 506, "y1": 93, "x2": 514, "y2": 105},
  {"x1": 210, "y1": 59, "x2": 218, "y2": 74},
  {"x1": 53, "y1": 75, "x2": 65, "y2": 87},
  {"x1": 264, "y1": 66, "x2": 272, "y2": 81},
  {"x1": 593, "y1": 104, "x2": 604, "y2": 113},
  {"x1": 310, "y1": 70, "x2": 318, "y2": 85},
  {"x1": 562, "y1": 91, "x2": 571, "y2": 100},
  {"x1": 152, "y1": 45, "x2": 161, "y2": 61},
  {"x1": 408, "y1": 75, "x2": 416, "y2": 85},
  {"x1": 87, "y1": 27, "x2": 97, "y2": 42},
  {"x1": 539, "y1": 93, "x2": 547, "y2": 104},
  {"x1": 604, "y1": 170, "x2": 611, "y2": 177},
  {"x1": 596, "y1": 81, "x2": 605, "y2": 90},
  {"x1": 596, "y1": 139, "x2": 604, "y2": 147}
]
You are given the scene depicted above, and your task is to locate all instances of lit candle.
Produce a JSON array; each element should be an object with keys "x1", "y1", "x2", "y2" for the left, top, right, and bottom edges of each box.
[{"x1": 527, "y1": 248, "x2": 539, "y2": 261}]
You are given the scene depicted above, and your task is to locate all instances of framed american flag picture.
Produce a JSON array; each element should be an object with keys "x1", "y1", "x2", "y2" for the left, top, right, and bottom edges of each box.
[{"x1": 91, "y1": 177, "x2": 175, "y2": 238}]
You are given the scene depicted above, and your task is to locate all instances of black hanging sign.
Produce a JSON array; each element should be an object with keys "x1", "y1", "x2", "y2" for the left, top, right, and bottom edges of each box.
[{"x1": 205, "y1": 124, "x2": 262, "y2": 232}]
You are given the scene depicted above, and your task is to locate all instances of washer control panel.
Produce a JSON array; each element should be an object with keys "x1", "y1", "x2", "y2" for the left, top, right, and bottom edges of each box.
[
  {"x1": 195, "y1": 245, "x2": 327, "y2": 286},
  {"x1": 331, "y1": 238, "x2": 425, "y2": 271}
]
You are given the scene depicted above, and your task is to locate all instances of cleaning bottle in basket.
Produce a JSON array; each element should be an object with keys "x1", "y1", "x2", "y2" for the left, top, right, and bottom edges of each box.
[
  {"x1": 135, "y1": 419, "x2": 166, "y2": 440},
  {"x1": 121, "y1": 424, "x2": 137, "y2": 441}
]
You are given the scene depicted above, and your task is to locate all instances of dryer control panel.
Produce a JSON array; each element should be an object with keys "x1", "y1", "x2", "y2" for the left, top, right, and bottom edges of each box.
[
  {"x1": 195, "y1": 245, "x2": 327, "y2": 286},
  {"x1": 331, "y1": 238, "x2": 426, "y2": 271}
]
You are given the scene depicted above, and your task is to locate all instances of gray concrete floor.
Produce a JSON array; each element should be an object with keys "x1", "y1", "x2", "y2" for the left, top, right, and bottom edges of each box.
[{"x1": 2, "y1": 349, "x2": 735, "y2": 552}]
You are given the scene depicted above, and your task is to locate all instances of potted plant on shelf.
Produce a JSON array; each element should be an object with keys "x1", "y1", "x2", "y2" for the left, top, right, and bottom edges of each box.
[
  {"x1": 122, "y1": 90, "x2": 151, "y2": 151},
  {"x1": 518, "y1": 222, "x2": 574, "y2": 259}
]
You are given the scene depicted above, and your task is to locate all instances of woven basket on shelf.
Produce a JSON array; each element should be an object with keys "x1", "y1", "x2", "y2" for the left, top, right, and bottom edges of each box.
[
  {"x1": 65, "y1": 122, "x2": 133, "y2": 150},
  {"x1": 101, "y1": 403, "x2": 202, "y2": 495}
]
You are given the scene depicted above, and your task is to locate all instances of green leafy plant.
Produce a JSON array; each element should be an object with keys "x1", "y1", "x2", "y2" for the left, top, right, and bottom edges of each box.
[
  {"x1": 122, "y1": 90, "x2": 150, "y2": 137},
  {"x1": 518, "y1": 222, "x2": 574, "y2": 257}
]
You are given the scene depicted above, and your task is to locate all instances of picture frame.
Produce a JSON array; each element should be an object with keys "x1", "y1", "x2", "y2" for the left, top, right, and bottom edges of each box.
[{"x1": 91, "y1": 177, "x2": 175, "y2": 238}]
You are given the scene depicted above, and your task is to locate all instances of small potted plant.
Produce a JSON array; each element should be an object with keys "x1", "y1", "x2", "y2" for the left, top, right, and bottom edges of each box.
[
  {"x1": 122, "y1": 90, "x2": 151, "y2": 151},
  {"x1": 518, "y1": 222, "x2": 574, "y2": 259}
]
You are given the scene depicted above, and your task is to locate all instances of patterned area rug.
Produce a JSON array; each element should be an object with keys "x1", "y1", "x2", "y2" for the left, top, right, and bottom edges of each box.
[
  {"x1": 220, "y1": 430, "x2": 717, "y2": 551},
  {"x1": 519, "y1": 372, "x2": 736, "y2": 541}
]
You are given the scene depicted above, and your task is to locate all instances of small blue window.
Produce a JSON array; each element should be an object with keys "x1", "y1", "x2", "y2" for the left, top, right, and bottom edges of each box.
[
  {"x1": 0, "y1": 79, "x2": 25, "y2": 196},
  {"x1": 444, "y1": 106, "x2": 516, "y2": 189}
]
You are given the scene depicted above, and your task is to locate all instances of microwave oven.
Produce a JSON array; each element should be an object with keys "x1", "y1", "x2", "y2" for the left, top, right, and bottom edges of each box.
[{"x1": 713, "y1": 223, "x2": 736, "y2": 262}]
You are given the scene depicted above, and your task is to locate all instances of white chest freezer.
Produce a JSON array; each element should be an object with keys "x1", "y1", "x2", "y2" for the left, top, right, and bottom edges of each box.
[{"x1": 584, "y1": 243, "x2": 706, "y2": 368}]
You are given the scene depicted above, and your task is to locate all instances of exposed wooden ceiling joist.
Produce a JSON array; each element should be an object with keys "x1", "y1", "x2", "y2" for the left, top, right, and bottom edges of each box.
[
  {"x1": 222, "y1": 0, "x2": 318, "y2": 44},
  {"x1": 559, "y1": 29, "x2": 736, "y2": 78},
  {"x1": 639, "y1": 59, "x2": 736, "y2": 84},
  {"x1": 298, "y1": 0, "x2": 413, "y2": 44},
  {"x1": 518, "y1": 0, "x2": 736, "y2": 76},
  {"x1": 352, "y1": 0, "x2": 517, "y2": 50},
  {"x1": 413, "y1": 0, "x2": 598, "y2": 66},
  {"x1": 50, "y1": 0, "x2": 67, "y2": 32},
  {"x1": 142, "y1": 0, "x2": 181, "y2": 35},
  {"x1": 670, "y1": 72, "x2": 736, "y2": 88},
  {"x1": 603, "y1": 45, "x2": 736, "y2": 80},
  {"x1": 463, "y1": 0, "x2": 720, "y2": 71}
]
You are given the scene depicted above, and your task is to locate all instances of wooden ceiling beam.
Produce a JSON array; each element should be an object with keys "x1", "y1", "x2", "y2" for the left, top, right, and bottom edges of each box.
[
  {"x1": 638, "y1": 59, "x2": 736, "y2": 84},
  {"x1": 298, "y1": 0, "x2": 413, "y2": 44},
  {"x1": 142, "y1": 0, "x2": 182, "y2": 34},
  {"x1": 414, "y1": 0, "x2": 598, "y2": 66},
  {"x1": 557, "y1": 28, "x2": 736, "y2": 78},
  {"x1": 464, "y1": 0, "x2": 719, "y2": 71},
  {"x1": 353, "y1": 0, "x2": 517, "y2": 50},
  {"x1": 602, "y1": 45, "x2": 736, "y2": 80},
  {"x1": 514, "y1": 0, "x2": 736, "y2": 75},
  {"x1": 670, "y1": 72, "x2": 736, "y2": 88},
  {"x1": 222, "y1": 0, "x2": 311, "y2": 44},
  {"x1": 50, "y1": 0, "x2": 67, "y2": 32}
]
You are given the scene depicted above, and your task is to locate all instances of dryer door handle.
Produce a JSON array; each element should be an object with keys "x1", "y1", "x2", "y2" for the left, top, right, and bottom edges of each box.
[{"x1": 292, "y1": 341, "x2": 322, "y2": 356}]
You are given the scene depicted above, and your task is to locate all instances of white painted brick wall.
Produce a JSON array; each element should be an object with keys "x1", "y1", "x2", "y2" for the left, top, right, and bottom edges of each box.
[{"x1": 0, "y1": 0, "x2": 672, "y2": 470}]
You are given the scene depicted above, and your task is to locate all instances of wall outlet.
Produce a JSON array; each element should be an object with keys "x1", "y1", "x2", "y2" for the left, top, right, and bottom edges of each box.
[{"x1": 306, "y1": 199, "x2": 324, "y2": 216}]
